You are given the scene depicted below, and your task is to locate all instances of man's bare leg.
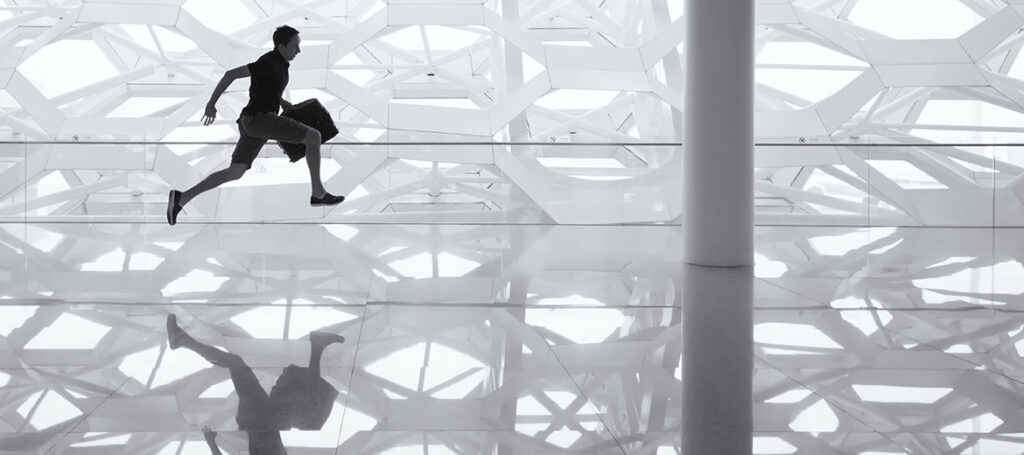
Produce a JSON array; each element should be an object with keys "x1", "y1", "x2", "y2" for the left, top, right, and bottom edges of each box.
[
  {"x1": 181, "y1": 163, "x2": 249, "y2": 207},
  {"x1": 302, "y1": 129, "x2": 326, "y2": 198},
  {"x1": 167, "y1": 314, "x2": 243, "y2": 367},
  {"x1": 308, "y1": 331, "x2": 345, "y2": 378},
  {"x1": 302, "y1": 129, "x2": 345, "y2": 206},
  {"x1": 167, "y1": 163, "x2": 248, "y2": 225}
]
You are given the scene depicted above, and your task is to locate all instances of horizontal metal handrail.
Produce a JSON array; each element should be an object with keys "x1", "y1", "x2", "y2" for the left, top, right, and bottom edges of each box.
[{"x1": 2, "y1": 141, "x2": 1024, "y2": 147}]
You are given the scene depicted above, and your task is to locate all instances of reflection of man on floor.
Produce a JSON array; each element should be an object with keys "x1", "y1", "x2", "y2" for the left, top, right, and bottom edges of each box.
[
  {"x1": 166, "y1": 25, "x2": 344, "y2": 226},
  {"x1": 166, "y1": 314, "x2": 345, "y2": 455}
]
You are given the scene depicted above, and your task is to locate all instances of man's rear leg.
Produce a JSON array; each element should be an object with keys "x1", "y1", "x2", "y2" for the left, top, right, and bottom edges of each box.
[
  {"x1": 167, "y1": 314, "x2": 245, "y2": 368},
  {"x1": 308, "y1": 331, "x2": 346, "y2": 378},
  {"x1": 167, "y1": 163, "x2": 248, "y2": 225},
  {"x1": 181, "y1": 163, "x2": 249, "y2": 206},
  {"x1": 302, "y1": 129, "x2": 345, "y2": 206}
]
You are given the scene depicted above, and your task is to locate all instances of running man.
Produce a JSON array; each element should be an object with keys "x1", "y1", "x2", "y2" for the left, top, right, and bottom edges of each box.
[{"x1": 167, "y1": 25, "x2": 344, "y2": 226}]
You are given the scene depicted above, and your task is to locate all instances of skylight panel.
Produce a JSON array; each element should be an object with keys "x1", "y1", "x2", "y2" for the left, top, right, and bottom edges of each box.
[
  {"x1": 757, "y1": 42, "x2": 867, "y2": 67},
  {"x1": 423, "y1": 25, "x2": 483, "y2": 52},
  {"x1": 537, "y1": 295, "x2": 604, "y2": 306},
  {"x1": 852, "y1": 385, "x2": 953, "y2": 403},
  {"x1": 231, "y1": 307, "x2": 287, "y2": 339},
  {"x1": 535, "y1": 89, "x2": 620, "y2": 110},
  {"x1": 756, "y1": 69, "x2": 862, "y2": 104},
  {"x1": 848, "y1": 0, "x2": 983, "y2": 39},
  {"x1": 0, "y1": 306, "x2": 37, "y2": 336},
  {"x1": 388, "y1": 252, "x2": 480, "y2": 278},
  {"x1": 788, "y1": 399, "x2": 838, "y2": 432},
  {"x1": 808, "y1": 230, "x2": 869, "y2": 256},
  {"x1": 287, "y1": 307, "x2": 358, "y2": 339},
  {"x1": 754, "y1": 323, "x2": 842, "y2": 349},
  {"x1": 151, "y1": 347, "x2": 209, "y2": 388},
  {"x1": 754, "y1": 252, "x2": 788, "y2": 278},
  {"x1": 753, "y1": 437, "x2": 797, "y2": 454},
  {"x1": 840, "y1": 309, "x2": 893, "y2": 336},
  {"x1": 366, "y1": 342, "x2": 427, "y2": 392},
  {"x1": 199, "y1": 379, "x2": 234, "y2": 398},
  {"x1": 526, "y1": 308, "x2": 625, "y2": 344},
  {"x1": 537, "y1": 157, "x2": 624, "y2": 169},
  {"x1": 71, "y1": 433, "x2": 131, "y2": 447},
  {"x1": 128, "y1": 252, "x2": 165, "y2": 270},
  {"x1": 17, "y1": 390, "x2": 83, "y2": 430},
  {"x1": 182, "y1": 0, "x2": 256, "y2": 35},
  {"x1": 1, "y1": 225, "x2": 63, "y2": 253},
  {"x1": 914, "y1": 260, "x2": 1024, "y2": 296},
  {"x1": 118, "y1": 345, "x2": 160, "y2": 384},
  {"x1": 18, "y1": 40, "x2": 119, "y2": 98},
  {"x1": 161, "y1": 269, "x2": 230, "y2": 297},
  {"x1": 941, "y1": 412, "x2": 1003, "y2": 433},
  {"x1": 546, "y1": 431, "x2": 583, "y2": 449},
  {"x1": 25, "y1": 313, "x2": 111, "y2": 350},
  {"x1": 917, "y1": 100, "x2": 1024, "y2": 128},
  {"x1": 423, "y1": 343, "x2": 485, "y2": 398},
  {"x1": 766, "y1": 389, "x2": 812, "y2": 404},
  {"x1": 81, "y1": 248, "x2": 126, "y2": 272},
  {"x1": 108, "y1": 97, "x2": 187, "y2": 118},
  {"x1": 325, "y1": 224, "x2": 359, "y2": 242}
]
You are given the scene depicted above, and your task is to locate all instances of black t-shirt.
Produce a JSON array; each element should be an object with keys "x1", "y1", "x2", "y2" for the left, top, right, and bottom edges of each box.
[{"x1": 240, "y1": 50, "x2": 289, "y2": 116}]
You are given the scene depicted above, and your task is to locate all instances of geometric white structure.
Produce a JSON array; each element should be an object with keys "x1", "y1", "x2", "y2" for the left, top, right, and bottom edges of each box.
[{"x1": 6, "y1": 1, "x2": 1024, "y2": 225}]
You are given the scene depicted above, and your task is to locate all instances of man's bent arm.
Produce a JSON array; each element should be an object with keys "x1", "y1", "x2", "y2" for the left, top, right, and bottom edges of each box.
[{"x1": 207, "y1": 65, "x2": 251, "y2": 107}]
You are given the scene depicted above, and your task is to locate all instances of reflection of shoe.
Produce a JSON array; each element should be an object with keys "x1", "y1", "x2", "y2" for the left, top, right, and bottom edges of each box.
[
  {"x1": 310, "y1": 331, "x2": 346, "y2": 346},
  {"x1": 167, "y1": 190, "x2": 183, "y2": 225},
  {"x1": 167, "y1": 314, "x2": 186, "y2": 349},
  {"x1": 310, "y1": 192, "x2": 345, "y2": 206}
]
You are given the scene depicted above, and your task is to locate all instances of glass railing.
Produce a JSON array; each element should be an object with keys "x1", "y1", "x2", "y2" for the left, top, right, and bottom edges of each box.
[{"x1": 0, "y1": 141, "x2": 1019, "y2": 226}]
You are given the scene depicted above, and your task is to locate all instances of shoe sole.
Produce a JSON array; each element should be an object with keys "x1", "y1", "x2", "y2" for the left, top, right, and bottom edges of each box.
[{"x1": 310, "y1": 198, "x2": 345, "y2": 207}]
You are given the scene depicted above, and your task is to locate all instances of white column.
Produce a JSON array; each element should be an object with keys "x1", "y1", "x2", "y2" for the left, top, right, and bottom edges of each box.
[
  {"x1": 682, "y1": 0, "x2": 755, "y2": 453},
  {"x1": 683, "y1": 0, "x2": 754, "y2": 267}
]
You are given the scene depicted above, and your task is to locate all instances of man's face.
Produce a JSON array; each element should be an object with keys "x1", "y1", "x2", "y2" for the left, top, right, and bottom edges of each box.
[{"x1": 278, "y1": 35, "x2": 301, "y2": 61}]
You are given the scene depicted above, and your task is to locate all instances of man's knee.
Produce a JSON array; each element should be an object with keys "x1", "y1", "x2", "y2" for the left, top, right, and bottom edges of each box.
[
  {"x1": 215, "y1": 352, "x2": 246, "y2": 368},
  {"x1": 302, "y1": 129, "x2": 321, "y2": 145},
  {"x1": 226, "y1": 164, "x2": 248, "y2": 180}
]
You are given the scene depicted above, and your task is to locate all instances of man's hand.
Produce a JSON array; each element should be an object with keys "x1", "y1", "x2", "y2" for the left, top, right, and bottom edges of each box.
[
  {"x1": 201, "y1": 426, "x2": 223, "y2": 455},
  {"x1": 202, "y1": 425, "x2": 218, "y2": 442},
  {"x1": 202, "y1": 104, "x2": 217, "y2": 126}
]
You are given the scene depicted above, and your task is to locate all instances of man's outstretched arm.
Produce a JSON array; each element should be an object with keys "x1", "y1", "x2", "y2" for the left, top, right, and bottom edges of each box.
[
  {"x1": 202, "y1": 426, "x2": 224, "y2": 455},
  {"x1": 203, "y1": 65, "x2": 251, "y2": 126}
]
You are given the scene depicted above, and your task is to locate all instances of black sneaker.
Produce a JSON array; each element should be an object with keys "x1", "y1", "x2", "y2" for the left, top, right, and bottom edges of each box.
[
  {"x1": 167, "y1": 314, "x2": 186, "y2": 350},
  {"x1": 310, "y1": 192, "x2": 345, "y2": 206},
  {"x1": 167, "y1": 190, "x2": 183, "y2": 225}
]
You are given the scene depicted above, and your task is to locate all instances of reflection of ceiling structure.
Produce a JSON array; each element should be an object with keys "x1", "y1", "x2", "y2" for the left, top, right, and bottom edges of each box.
[{"x1": 3, "y1": 224, "x2": 1024, "y2": 453}]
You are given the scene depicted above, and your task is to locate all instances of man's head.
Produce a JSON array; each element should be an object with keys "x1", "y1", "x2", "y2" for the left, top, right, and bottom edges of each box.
[{"x1": 273, "y1": 25, "x2": 301, "y2": 61}]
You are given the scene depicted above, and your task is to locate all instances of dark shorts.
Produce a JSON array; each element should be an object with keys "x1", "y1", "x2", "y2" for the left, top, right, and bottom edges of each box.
[
  {"x1": 231, "y1": 112, "x2": 312, "y2": 168},
  {"x1": 229, "y1": 365, "x2": 278, "y2": 431}
]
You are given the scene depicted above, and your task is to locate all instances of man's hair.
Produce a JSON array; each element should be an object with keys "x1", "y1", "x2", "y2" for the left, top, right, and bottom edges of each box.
[{"x1": 273, "y1": 25, "x2": 299, "y2": 48}]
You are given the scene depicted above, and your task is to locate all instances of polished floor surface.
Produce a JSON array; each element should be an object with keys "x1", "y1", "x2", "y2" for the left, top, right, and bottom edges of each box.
[{"x1": 1, "y1": 224, "x2": 1023, "y2": 454}]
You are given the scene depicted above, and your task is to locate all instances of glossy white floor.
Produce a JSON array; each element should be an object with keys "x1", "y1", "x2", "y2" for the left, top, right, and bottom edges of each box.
[{"x1": 1, "y1": 223, "x2": 1023, "y2": 454}]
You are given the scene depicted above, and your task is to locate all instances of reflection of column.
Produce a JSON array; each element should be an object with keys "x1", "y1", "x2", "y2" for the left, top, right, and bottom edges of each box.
[
  {"x1": 682, "y1": 265, "x2": 753, "y2": 454},
  {"x1": 683, "y1": 0, "x2": 754, "y2": 452}
]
